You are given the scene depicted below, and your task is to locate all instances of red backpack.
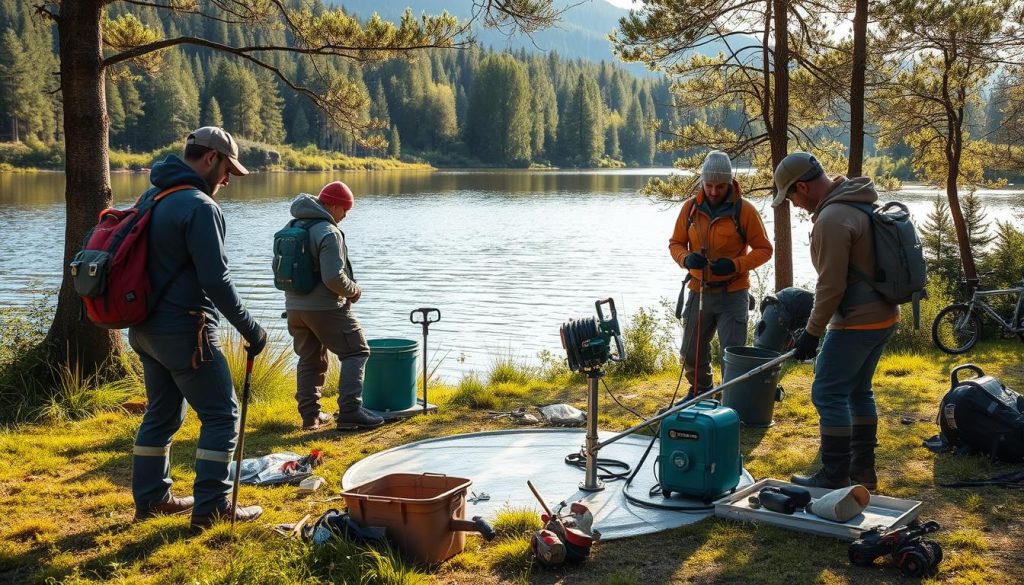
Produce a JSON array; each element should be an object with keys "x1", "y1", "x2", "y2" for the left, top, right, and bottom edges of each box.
[{"x1": 70, "y1": 184, "x2": 191, "y2": 329}]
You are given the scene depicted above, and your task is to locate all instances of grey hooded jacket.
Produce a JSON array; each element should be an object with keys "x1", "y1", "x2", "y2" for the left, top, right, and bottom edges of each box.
[{"x1": 283, "y1": 194, "x2": 360, "y2": 311}]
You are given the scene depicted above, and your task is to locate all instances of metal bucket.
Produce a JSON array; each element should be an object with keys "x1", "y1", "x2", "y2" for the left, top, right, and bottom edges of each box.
[{"x1": 721, "y1": 346, "x2": 785, "y2": 427}]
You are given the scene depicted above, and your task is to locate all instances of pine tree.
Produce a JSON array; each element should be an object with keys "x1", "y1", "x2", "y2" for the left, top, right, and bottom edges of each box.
[
  {"x1": 206, "y1": 96, "x2": 224, "y2": 127},
  {"x1": 557, "y1": 73, "x2": 604, "y2": 167},
  {"x1": 388, "y1": 124, "x2": 401, "y2": 158},
  {"x1": 466, "y1": 54, "x2": 532, "y2": 165},
  {"x1": 105, "y1": 79, "x2": 126, "y2": 147},
  {"x1": 920, "y1": 195, "x2": 961, "y2": 293},
  {"x1": 257, "y1": 69, "x2": 286, "y2": 144},
  {"x1": 288, "y1": 106, "x2": 311, "y2": 146},
  {"x1": 961, "y1": 191, "x2": 994, "y2": 252}
]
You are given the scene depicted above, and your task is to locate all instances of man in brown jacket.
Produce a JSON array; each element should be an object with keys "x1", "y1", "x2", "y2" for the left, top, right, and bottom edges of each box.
[
  {"x1": 670, "y1": 151, "x2": 773, "y2": 399},
  {"x1": 773, "y1": 152, "x2": 899, "y2": 490}
]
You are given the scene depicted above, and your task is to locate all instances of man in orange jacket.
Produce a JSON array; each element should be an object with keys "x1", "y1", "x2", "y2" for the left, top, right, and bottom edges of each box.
[{"x1": 669, "y1": 151, "x2": 773, "y2": 399}]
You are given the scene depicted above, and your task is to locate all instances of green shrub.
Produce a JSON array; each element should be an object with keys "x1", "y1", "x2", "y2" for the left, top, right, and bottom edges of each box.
[
  {"x1": 222, "y1": 327, "x2": 295, "y2": 403},
  {"x1": 888, "y1": 281, "x2": 952, "y2": 352},
  {"x1": 491, "y1": 506, "x2": 542, "y2": 539},
  {"x1": 488, "y1": 353, "x2": 534, "y2": 386},
  {"x1": 611, "y1": 305, "x2": 676, "y2": 376},
  {"x1": 450, "y1": 373, "x2": 498, "y2": 410}
]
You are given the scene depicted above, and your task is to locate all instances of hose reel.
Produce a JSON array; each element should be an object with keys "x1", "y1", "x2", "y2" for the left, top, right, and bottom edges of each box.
[{"x1": 560, "y1": 298, "x2": 626, "y2": 373}]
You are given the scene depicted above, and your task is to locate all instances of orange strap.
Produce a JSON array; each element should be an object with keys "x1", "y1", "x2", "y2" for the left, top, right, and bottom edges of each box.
[{"x1": 133, "y1": 183, "x2": 193, "y2": 206}]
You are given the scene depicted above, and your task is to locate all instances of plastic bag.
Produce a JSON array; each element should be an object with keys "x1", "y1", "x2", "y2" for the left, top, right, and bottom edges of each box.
[{"x1": 537, "y1": 404, "x2": 586, "y2": 426}]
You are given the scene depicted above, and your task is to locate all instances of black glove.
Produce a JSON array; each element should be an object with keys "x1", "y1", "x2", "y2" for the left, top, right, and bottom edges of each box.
[
  {"x1": 710, "y1": 258, "x2": 736, "y2": 276},
  {"x1": 683, "y1": 253, "x2": 708, "y2": 269},
  {"x1": 245, "y1": 325, "x2": 268, "y2": 357},
  {"x1": 793, "y1": 330, "x2": 820, "y2": 361}
]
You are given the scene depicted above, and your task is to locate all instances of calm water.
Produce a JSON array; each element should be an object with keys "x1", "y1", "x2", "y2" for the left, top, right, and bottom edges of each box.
[{"x1": 1, "y1": 170, "x2": 1021, "y2": 380}]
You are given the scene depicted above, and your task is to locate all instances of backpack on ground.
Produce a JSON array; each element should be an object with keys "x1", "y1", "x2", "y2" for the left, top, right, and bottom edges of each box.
[
  {"x1": 838, "y1": 201, "x2": 928, "y2": 327},
  {"x1": 272, "y1": 219, "x2": 325, "y2": 293},
  {"x1": 935, "y1": 364, "x2": 1024, "y2": 462},
  {"x1": 70, "y1": 185, "x2": 191, "y2": 329}
]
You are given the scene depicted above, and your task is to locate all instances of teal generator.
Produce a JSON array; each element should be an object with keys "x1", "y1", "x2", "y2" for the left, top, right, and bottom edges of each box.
[{"x1": 658, "y1": 400, "x2": 742, "y2": 502}]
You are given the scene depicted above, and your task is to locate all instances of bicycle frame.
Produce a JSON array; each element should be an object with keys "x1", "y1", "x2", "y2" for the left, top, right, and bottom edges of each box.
[{"x1": 966, "y1": 286, "x2": 1024, "y2": 333}]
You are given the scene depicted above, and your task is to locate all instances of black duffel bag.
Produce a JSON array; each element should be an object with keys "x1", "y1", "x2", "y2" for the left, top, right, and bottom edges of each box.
[{"x1": 936, "y1": 364, "x2": 1024, "y2": 462}]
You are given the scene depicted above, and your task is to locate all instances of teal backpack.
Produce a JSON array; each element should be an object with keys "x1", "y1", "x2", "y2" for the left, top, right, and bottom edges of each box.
[{"x1": 273, "y1": 219, "x2": 325, "y2": 293}]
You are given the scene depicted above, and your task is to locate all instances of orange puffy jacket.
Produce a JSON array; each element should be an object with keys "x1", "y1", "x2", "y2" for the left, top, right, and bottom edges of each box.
[{"x1": 668, "y1": 180, "x2": 773, "y2": 293}]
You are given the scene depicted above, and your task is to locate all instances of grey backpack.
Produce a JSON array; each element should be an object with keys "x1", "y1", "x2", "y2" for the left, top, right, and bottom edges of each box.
[{"x1": 840, "y1": 201, "x2": 928, "y2": 325}]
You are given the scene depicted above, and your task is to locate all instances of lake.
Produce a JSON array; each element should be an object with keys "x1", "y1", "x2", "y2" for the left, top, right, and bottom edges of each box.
[{"x1": 1, "y1": 169, "x2": 1021, "y2": 380}]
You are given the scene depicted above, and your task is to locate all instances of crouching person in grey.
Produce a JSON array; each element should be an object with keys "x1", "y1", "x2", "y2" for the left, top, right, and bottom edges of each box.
[
  {"x1": 129, "y1": 127, "x2": 266, "y2": 532},
  {"x1": 283, "y1": 181, "x2": 383, "y2": 431}
]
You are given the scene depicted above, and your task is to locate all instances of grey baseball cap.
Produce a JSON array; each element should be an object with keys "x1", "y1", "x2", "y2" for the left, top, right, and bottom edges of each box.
[
  {"x1": 772, "y1": 151, "x2": 823, "y2": 207},
  {"x1": 185, "y1": 126, "x2": 248, "y2": 176}
]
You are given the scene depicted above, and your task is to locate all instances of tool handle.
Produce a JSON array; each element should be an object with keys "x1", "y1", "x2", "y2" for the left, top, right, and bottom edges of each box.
[
  {"x1": 231, "y1": 355, "x2": 255, "y2": 529},
  {"x1": 950, "y1": 364, "x2": 984, "y2": 387},
  {"x1": 410, "y1": 307, "x2": 441, "y2": 325},
  {"x1": 526, "y1": 480, "x2": 554, "y2": 518}
]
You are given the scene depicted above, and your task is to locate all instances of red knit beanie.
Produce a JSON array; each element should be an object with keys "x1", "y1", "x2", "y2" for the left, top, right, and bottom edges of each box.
[{"x1": 318, "y1": 181, "x2": 354, "y2": 210}]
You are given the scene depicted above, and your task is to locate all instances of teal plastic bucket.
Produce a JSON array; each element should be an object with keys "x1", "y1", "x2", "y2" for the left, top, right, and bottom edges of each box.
[
  {"x1": 721, "y1": 346, "x2": 785, "y2": 427},
  {"x1": 363, "y1": 338, "x2": 419, "y2": 411}
]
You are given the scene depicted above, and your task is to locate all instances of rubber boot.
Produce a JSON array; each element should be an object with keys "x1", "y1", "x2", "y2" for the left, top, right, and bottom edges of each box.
[
  {"x1": 849, "y1": 424, "x2": 878, "y2": 491},
  {"x1": 791, "y1": 435, "x2": 851, "y2": 489}
]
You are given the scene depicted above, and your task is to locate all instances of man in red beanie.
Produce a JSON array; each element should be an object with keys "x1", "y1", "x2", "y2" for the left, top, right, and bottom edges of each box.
[{"x1": 277, "y1": 181, "x2": 383, "y2": 431}]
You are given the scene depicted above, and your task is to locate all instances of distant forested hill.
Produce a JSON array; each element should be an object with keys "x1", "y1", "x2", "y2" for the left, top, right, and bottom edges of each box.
[{"x1": 341, "y1": 0, "x2": 643, "y2": 72}]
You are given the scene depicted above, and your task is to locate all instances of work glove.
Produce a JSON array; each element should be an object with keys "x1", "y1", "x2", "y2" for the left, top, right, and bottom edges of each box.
[
  {"x1": 245, "y1": 324, "x2": 268, "y2": 357},
  {"x1": 683, "y1": 253, "x2": 708, "y2": 269},
  {"x1": 793, "y1": 330, "x2": 820, "y2": 361},
  {"x1": 710, "y1": 258, "x2": 736, "y2": 276}
]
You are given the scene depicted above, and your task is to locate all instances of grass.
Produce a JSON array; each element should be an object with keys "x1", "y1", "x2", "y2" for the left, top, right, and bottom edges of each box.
[{"x1": 0, "y1": 331, "x2": 1022, "y2": 583}]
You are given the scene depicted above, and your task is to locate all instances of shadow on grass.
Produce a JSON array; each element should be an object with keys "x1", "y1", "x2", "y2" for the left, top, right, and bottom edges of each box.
[{"x1": 3, "y1": 520, "x2": 189, "y2": 583}]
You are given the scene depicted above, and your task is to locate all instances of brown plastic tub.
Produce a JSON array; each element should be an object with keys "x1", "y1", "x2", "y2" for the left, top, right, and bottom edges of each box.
[{"x1": 340, "y1": 473, "x2": 495, "y2": 564}]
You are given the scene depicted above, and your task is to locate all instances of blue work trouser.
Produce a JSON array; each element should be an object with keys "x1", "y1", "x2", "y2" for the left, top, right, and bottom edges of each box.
[
  {"x1": 680, "y1": 288, "x2": 750, "y2": 397},
  {"x1": 129, "y1": 328, "x2": 238, "y2": 516},
  {"x1": 811, "y1": 326, "x2": 895, "y2": 432}
]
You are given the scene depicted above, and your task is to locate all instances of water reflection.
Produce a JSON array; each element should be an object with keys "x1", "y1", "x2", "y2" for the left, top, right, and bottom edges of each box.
[{"x1": 1, "y1": 169, "x2": 1021, "y2": 380}]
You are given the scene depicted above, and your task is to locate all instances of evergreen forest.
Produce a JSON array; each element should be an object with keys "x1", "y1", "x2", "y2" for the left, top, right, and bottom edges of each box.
[{"x1": 0, "y1": 0, "x2": 684, "y2": 169}]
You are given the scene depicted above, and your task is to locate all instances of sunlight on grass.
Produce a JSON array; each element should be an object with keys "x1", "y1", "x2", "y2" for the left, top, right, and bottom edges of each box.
[
  {"x1": 450, "y1": 373, "x2": 498, "y2": 410},
  {"x1": 38, "y1": 359, "x2": 136, "y2": 423},
  {"x1": 491, "y1": 505, "x2": 542, "y2": 539},
  {"x1": 223, "y1": 327, "x2": 295, "y2": 403},
  {"x1": 486, "y1": 536, "x2": 534, "y2": 576},
  {"x1": 1, "y1": 336, "x2": 1022, "y2": 584},
  {"x1": 487, "y1": 352, "x2": 535, "y2": 386}
]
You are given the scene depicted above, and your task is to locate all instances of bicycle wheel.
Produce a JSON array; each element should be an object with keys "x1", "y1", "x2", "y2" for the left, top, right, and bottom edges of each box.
[{"x1": 932, "y1": 304, "x2": 982, "y2": 354}]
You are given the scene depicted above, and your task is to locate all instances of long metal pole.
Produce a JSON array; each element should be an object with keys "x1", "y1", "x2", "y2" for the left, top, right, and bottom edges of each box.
[
  {"x1": 580, "y1": 371, "x2": 605, "y2": 492},
  {"x1": 231, "y1": 354, "x2": 255, "y2": 530},
  {"x1": 593, "y1": 350, "x2": 796, "y2": 453},
  {"x1": 422, "y1": 321, "x2": 428, "y2": 414}
]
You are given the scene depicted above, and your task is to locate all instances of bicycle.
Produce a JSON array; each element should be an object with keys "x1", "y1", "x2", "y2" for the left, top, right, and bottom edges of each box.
[{"x1": 931, "y1": 274, "x2": 1024, "y2": 354}]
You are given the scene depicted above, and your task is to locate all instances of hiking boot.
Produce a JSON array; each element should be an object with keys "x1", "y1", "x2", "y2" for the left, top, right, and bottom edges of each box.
[
  {"x1": 134, "y1": 494, "x2": 194, "y2": 521},
  {"x1": 189, "y1": 504, "x2": 263, "y2": 533},
  {"x1": 849, "y1": 423, "x2": 878, "y2": 491},
  {"x1": 791, "y1": 435, "x2": 852, "y2": 489},
  {"x1": 336, "y1": 407, "x2": 384, "y2": 431},
  {"x1": 302, "y1": 411, "x2": 335, "y2": 431}
]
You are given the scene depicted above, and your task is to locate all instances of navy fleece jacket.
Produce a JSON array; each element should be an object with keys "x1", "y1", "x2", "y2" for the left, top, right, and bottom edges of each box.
[{"x1": 133, "y1": 155, "x2": 260, "y2": 342}]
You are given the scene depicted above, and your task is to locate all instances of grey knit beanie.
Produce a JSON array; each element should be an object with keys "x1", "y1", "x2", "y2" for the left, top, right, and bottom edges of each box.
[{"x1": 701, "y1": 150, "x2": 733, "y2": 184}]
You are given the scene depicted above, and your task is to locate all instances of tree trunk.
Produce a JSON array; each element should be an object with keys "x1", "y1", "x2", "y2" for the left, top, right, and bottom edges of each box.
[
  {"x1": 43, "y1": 1, "x2": 122, "y2": 375},
  {"x1": 847, "y1": 0, "x2": 868, "y2": 178},
  {"x1": 772, "y1": 0, "x2": 792, "y2": 291},
  {"x1": 946, "y1": 132, "x2": 977, "y2": 283}
]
